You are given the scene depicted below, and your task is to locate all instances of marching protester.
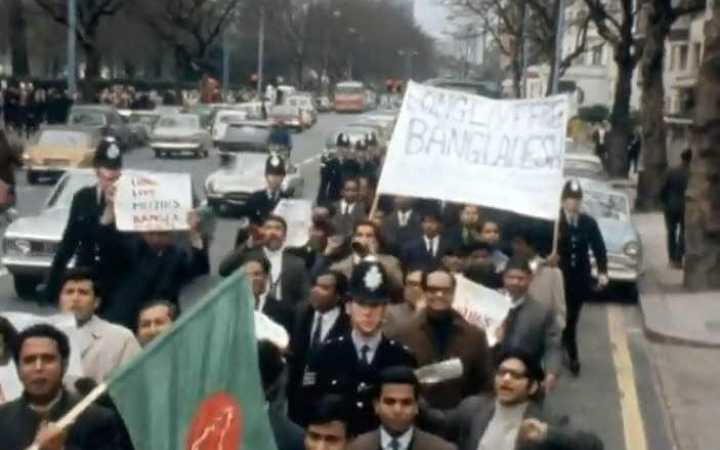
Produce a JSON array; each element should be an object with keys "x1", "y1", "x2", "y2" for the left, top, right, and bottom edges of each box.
[
  {"x1": 401, "y1": 208, "x2": 452, "y2": 272},
  {"x1": 304, "y1": 395, "x2": 352, "y2": 450},
  {"x1": 135, "y1": 300, "x2": 177, "y2": 347},
  {"x1": 555, "y1": 180, "x2": 608, "y2": 376},
  {"x1": 383, "y1": 270, "x2": 426, "y2": 335},
  {"x1": 242, "y1": 255, "x2": 296, "y2": 333},
  {"x1": 381, "y1": 196, "x2": 423, "y2": 257},
  {"x1": 332, "y1": 178, "x2": 368, "y2": 238}
]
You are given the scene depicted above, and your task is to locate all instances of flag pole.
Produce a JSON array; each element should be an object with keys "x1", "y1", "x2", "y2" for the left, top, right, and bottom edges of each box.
[{"x1": 25, "y1": 383, "x2": 108, "y2": 450}]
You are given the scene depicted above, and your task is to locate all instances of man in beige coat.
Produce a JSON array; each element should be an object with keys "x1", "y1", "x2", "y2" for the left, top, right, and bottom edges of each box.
[{"x1": 58, "y1": 268, "x2": 140, "y2": 383}]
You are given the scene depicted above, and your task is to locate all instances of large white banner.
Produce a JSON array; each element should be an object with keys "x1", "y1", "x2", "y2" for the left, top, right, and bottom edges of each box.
[
  {"x1": 377, "y1": 81, "x2": 568, "y2": 220},
  {"x1": 0, "y1": 313, "x2": 85, "y2": 402},
  {"x1": 453, "y1": 275, "x2": 511, "y2": 346},
  {"x1": 115, "y1": 172, "x2": 193, "y2": 232},
  {"x1": 273, "y1": 199, "x2": 313, "y2": 247}
]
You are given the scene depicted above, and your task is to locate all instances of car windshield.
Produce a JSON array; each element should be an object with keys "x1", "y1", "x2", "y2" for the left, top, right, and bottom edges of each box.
[
  {"x1": 68, "y1": 111, "x2": 105, "y2": 127},
  {"x1": 336, "y1": 86, "x2": 364, "y2": 95},
  {"x1": 230, "y1": 155, "x2": 270, "y2": 172},
  {"x1": 46, "y1": 173, "x2": 96, "y2": 209},
  {"x1": 219, "y1": 113, "x2": 248, "y2": 124},
  {"x1": 583, "y1": 190, "x2": 630, "y2": 221},
  {"x1": 224, "y1": 126, "x2": 271, "y2": 147},
  {"x1": 272, "y1": 106, "x2": 299, "y2": 116},
  {"x1": 37, "y1": 130, "x2": 91, "y2": 147},
  {"x1": 156, "y1": 115, "x2": 199, "y2": 129},
  {"x1": 129, "y1": 115, "x2": 159, "y2": 126}
]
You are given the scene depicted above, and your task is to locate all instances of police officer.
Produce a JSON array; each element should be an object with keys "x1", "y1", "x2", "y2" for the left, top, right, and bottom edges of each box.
[
  {"x1": 303, "y1": 257, "x2": 416, "y2": 436},
  {"x1": 44, "y1": 138, "x2": 123, "y2": 303},
  {"x1": 555, "y1": 179, "x2": 608, "y2": 376},
  {"x1": 241, "y1": 153, "x2": 290, "y2": 229},
  {"x1": 317, "y1": 146, "x2": 343, "y2": 207},
  {"x1": 336, "y1": 133, "x2": 361, "y2": 182}
]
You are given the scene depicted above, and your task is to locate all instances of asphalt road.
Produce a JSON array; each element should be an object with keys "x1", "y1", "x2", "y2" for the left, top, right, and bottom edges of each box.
[{"x1": 0, "y1": 113, "x2": 675, "y2": 450}]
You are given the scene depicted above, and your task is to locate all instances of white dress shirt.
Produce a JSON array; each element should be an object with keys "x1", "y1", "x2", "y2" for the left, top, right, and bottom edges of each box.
[
  {"x1": 340, "y1": 199, "x2": 356, "y2": 215},
  {"x1": 263, "y1": 246, "x2": 284, "y2": 300},
  {"x1": 380, "y1": 426, "x2": 414, "y2": 450},
  {"x1": 424, "y1": 236, "x2": 438, "y2": 257},
  {"x1": 398, "y1": 210, "x2": 411, "y2": 227},
  {"x1": 311, "y1": 307, "x2": 341, "y2": 343},
  {"x1": 477, "y1": 401, "x2": 528, "y2": 450},
  {"x1": 351, "y1": 330, "x2": 382, "y2": 363}
]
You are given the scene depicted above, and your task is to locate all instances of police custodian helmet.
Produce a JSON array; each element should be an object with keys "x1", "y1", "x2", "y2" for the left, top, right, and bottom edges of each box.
[
  {"x1": 94, "y1": 137, "x2": 122, "y2": 170},
  {"x1": 348, "y1": 257, "x2": 389, "y2": 306},
  {"x1": 562, "y1": 179, "x2": 583, "y2": 200},
  {"x1": 265, "y1": 153, "x2": 286, "y2": 176}
]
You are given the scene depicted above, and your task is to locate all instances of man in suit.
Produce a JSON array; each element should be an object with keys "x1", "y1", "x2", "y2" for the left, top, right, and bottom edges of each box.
[
  {"x1": 259, "y1": 340, "x2": 305, "y2": 450},
  {"x1": 317, "y1": 148, "x2": 343, "y2": 207},
  {"x1": 243, "y1": 255, "x2": 295, "y2": 333},
  {"x1": 327, "y1": 221, "x2": 404, "y2": 298},
  {"x1": 287, "y1": 219, "x2": 335, "y2": 271},
  {"x1": 0, "y1": 324, "x2": 124, "y2": 450},
  {"x1": 418, "y1": 199, "x2": 461, "y2": 231},
  {"x1": 45, "y1": 138, "x2": 123, "y2": 304},
  {"x1": 95, "y1": 207, "x2": 209, "y2": 330},
  {"x1": 555, "y1": 180, "x2": 608, "y2": 376},
  {"x1": 510, "y1": 228, "x2": 566, "y2": 330},
  {"x1": 221, "y1": 214, "x2": 310, "y2": 305},
  {"x1": 304, "y1": 395, "x2": 351, "y2": 450},
  {"x1": 288, "y1": 270, "x2": 351, "y2": 424},
  {"x1": 305, "y1": 259, "x2": 417, "y2": 437},
  {"x1": 421, "y1": 349, "x2": 604, "y2": 450},
  {"x1": 660, "y1": 148, "x2": 691, "y2": 268},
  {"x1": 383, "y1": 270, "x2": 425, "y2": 336},
  {"x1": 393, "y1": 269, "x2": 492, "y2": 409},
  {"x1": 495, "y1": 258, "x2": 562, "y2": 394},
  {"x1": 348, "y1": 366, "x2": 456, "y2": 450},
  {"x1": 240, "y1": 153, "x2": 290, "y2": 228},
  {"x1": 381, "y1": 197, "x2": 422, "y2": 257},
  {"x1": 446, "y1": 204, "x2": 482, "y2": 248},
  {"x1": 401, "y1": 208, "x2": 454, "y2": 273},
  {"x1": 136, "y1": 300, "x2": 177, "y2": 347},
  {"x1": 332, "y1": 178, "x2": 367, "y2": 239},
  {"x1": 57, "y1": 268, "x2": 140, "y2": 383}
]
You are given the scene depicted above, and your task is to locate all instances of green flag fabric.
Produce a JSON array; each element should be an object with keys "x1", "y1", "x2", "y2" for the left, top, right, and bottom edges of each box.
[{"x1": 107, "y1": 272, "x2": 278, "y2": 450}]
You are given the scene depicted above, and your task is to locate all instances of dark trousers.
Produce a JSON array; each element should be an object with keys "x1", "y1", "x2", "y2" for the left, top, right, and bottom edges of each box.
[
  {"x1": 664, "y1": 209, "x2": 685, "y2": 264},
  {"x1": 562, "y1": 276, "x2": 589, "y2": 363}
]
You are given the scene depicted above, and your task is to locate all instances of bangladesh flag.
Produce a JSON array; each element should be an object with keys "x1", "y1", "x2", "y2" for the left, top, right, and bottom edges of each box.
[{"x1": 107, "y1": 272, "x2": 278, "y2": 450}]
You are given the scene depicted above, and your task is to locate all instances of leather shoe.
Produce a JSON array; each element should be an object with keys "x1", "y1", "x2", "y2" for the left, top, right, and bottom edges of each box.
[{"x1": 569, "y1": 360, "x2": 581, "y2": 376}]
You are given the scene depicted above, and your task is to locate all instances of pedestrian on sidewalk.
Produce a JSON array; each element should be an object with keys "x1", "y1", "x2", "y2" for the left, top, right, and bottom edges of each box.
[{"x1": 660, "y1": 148, "x2": 692, "y2": 269}]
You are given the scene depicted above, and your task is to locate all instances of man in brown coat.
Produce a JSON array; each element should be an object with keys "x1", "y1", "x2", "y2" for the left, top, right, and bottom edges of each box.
[{"x1": 393, "y1": 269, "x2": 493, "y2": 409}]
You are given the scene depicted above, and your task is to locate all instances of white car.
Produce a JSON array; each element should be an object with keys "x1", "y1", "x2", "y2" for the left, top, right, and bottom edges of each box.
[
  {"x1": 286, "y1": 95, "x2": 317, "y2": 127},
  {"x1": 211, "y1": 110, "x2": 250, "y2": 142},
  {"x1": 150, "y1": 114, "x2": 212, "y2": 158}
]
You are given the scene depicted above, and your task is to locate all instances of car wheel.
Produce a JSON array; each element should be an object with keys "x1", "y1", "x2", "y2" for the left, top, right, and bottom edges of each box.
[
  {"x1": 26, "y1": 171, "x2": 39, "y2": 184},
  {"x1": 14, "y1": 275, "x2": 40, "y2": 299},
  {"x1": 154, "y1": 150, "x2": 162, "y2": 158}
]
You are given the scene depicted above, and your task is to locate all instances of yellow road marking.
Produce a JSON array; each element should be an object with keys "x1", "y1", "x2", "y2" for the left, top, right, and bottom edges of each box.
[{"x1": 607, "y1": 305, "x2": 648, "y2": 450}]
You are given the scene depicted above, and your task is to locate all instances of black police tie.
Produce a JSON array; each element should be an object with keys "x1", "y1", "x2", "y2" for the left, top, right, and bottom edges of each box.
[
  {"x1": 311, "y1": 316, "x2": 322, "y2": 350},
  {"x1": 360, "y1": 344, "x2": 371, "y2": 365},
  {"x1": 390, "y1": 438, "x2": 401, "y2": 450}
]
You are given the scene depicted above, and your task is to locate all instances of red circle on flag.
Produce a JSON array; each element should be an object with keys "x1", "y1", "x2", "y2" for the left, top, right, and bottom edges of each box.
[{"x1": 185, "y1": 392, "x2": 243, "y2": 450}]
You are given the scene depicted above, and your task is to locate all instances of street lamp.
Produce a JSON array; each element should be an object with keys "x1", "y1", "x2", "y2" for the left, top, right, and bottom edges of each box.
[
  {"x1": 256, "y1": 6, "x2": 266, "y2": 98},
  {"x1": 67, "y1": 0, "x2": 77, "y2": 98}
]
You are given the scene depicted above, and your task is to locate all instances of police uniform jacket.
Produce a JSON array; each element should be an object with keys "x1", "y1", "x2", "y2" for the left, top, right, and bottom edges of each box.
[
  {"x1": 0, "y1": 390, "x2": 123, "y2": 450},
  {"x1": 317, "y1": 154, "x2": 343, "y2": 206},
  {"x1": 45, "y1": 186, "x2": 116, "y2": 302},
  {"x1": 557, "y1": 212, "x2": 607, "y2": 287},
  {"x1": 242, "y1": 189, "x2": 289, "y2": 226},
  {"x1": 305, "y1": 334, "x2": 416, "y2": 437}
]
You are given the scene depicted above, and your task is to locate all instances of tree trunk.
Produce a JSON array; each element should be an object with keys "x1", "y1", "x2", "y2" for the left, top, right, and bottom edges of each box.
[
  {"x1": 8, "y1": 0, "x2": 30, "y2": 77},
  {"x1": 684, "y1": 6, "x2": 720, "y2": 289},
  {"x1": 606, "y1": 42, "x2": 637, "y2": 178},
  {"x1": 81, "y1": 43, "x2": 102, "y2": 102},
  {"x1": 636, "y1": 5, "x2": 672, "y2": 211}
]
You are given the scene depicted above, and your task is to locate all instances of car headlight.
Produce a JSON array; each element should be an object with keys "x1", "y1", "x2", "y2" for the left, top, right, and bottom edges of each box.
[
  {"x1": 6, "y1": 238, "x2": 32, "y2": 256},
  {"x1": 206, "y1": 181, "x2": 216, "y2": 194},
  {"x1": 624, "y1": 241, "x2": 640, "y2": 258}
]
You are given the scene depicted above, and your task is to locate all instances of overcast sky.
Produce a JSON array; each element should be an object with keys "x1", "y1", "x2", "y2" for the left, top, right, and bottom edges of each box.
[{"x1": 414, "y1": 0, "x2": 451, "y2": 38}]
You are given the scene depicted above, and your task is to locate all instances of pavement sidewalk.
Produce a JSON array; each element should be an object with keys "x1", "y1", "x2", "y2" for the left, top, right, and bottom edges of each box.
[{"x1": 635, "y1": 212, "x2": 720, "y2": 347}]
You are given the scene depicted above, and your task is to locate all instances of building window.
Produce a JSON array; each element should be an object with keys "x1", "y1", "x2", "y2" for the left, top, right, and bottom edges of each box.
[
  {"x1": 591, "y1": 44, "x2": 603, "y2": 65},
  {"x1": 694, "y1": 42, "x2": 703, "y2": 68},
  {"x1": 669, "y1": 45, "x2": 677, "y2": 71},
  {"x1": 679, "y1": 44, "x2": 689, "y2": 71}
]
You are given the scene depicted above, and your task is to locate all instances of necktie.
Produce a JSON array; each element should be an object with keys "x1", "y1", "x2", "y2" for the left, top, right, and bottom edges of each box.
[
  {"x1": 389, "y1": 439, "x2": 401, "y2": 450},
  {"x1": 311, "y1": 315, "x2": 323, "y2": 349},
  {"x1": 360, "y1": 344, "x2": 371, "y2": 365}
]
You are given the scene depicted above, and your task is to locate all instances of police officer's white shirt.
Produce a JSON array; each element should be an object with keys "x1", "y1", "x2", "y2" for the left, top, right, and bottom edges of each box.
[
  {"x1": 263, "y1": 246, "x2": 284, "y2": 300},
  {"x1": 312, "y1": 307, "x2": 341, "y2": 342},
  {"x1": 351, "y1": 329, "x2": 382, "y2": 363},
  {"x1": 424, "y1": 236, "x2": 438, "y2": 257},
  {"x1": 398, "y1": 210, "x2": 412, "y2": 227},
  {"x1": 340, "y1": 199, "x2": 356, "y2": 215},
  {"x1": 563, "y1": 210, "x2": 579, "y2": 227},
  {"x1": 381, "y1": 426, "x2": 414, "y2": 450},
  {"x1": 477, "y1": 401, "x2": 528, "y2": 450}
]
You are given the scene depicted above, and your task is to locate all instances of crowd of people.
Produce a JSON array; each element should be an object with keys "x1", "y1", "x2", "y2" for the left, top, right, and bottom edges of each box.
[{"x1": 0, "y1": 113, "x2": 613, "y2": 450}]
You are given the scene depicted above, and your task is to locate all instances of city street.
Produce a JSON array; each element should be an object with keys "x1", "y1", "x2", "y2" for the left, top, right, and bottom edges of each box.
[{"x1": 0, "y1": 113, "x2": 677, "y2": 450}]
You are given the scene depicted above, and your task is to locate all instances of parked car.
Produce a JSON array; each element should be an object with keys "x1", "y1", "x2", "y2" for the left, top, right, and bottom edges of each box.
[
  {"x1": 126, "y1": 111, "x2": 160, "y2": 147},
  {"x1": 205, "y1": 152, "x2": 304, "y2": 215},
  {"x1": 66, "y1": 105, "x2": 133, "y2": 151},
  {"x1": 315, "y1": 96, "x2": 333, "y2": 112},
  {"x1": 211, "y1": 109, "x2": 250, "y2": 143},
  {"x1": 269, "y1": 105, "x2": 304, "y2": 132},
  {"x1": 564, "y1": 153, "x2": 607, "y2": 180},
  {"x1": 22, "y1": 126, "x2": 101, "y2": 184},
  {"x1": 286, "y1": 95, "x2": 317, "y2": 127},
  {"x1": 215, "y1": 121, "x2": 274, "y2": 164},
  {"x1": 2, "y1": 169, "x2": 213, "y2": 298},
  {"x1": 578, "y1": 178, "x2": 642, "y2": 296},
  {"x1": 150, "y1": 114, "x2": 212, "y2": 158}
]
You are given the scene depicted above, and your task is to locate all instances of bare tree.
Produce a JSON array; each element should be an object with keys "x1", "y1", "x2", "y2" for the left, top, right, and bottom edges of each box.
[
  {"x1": 636, "y1": 0, "x2": 705, "y2": 210},
  {"x1": 33, "y1": 0, "x2": 126, "y2": 99},
  {"x1": 8, "y1": 0, "x2": 30, "y2": 77},
  {"x1": 583, "y1": 0, "x2": 643, "y2": 178},
  {"x1": 685, "y1": 4, "x2": 720, "y2": 288}
]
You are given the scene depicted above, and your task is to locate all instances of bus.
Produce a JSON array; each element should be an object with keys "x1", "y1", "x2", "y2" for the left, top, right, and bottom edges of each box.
[{"x1": 334, "y1": 81, "x2": 366, "y2": 113}]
